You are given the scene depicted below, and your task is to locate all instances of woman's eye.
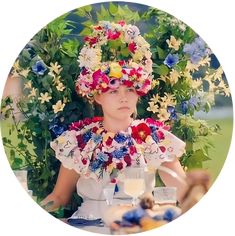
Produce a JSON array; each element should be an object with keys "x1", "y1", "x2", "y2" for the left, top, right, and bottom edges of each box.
[
  {"x1": 127, "y1": 88, "x2": 135, "y2": 92},
  {"x1": 109, "y1": 90, "x2": 117, "y2": 94}
]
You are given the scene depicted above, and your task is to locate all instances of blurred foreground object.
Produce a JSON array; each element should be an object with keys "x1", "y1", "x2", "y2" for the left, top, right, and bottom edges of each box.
[
  {"x1": 104, "y1": 170, "x2": 211, "y2": 234},
  {"x1": 180, "y1": 169, "x2": 211, "y2": 213}
]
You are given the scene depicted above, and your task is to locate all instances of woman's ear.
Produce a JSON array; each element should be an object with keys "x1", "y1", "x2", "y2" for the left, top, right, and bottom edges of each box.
[{"x1": 94, "y1": 94, "x2": 101, "y2": 105}]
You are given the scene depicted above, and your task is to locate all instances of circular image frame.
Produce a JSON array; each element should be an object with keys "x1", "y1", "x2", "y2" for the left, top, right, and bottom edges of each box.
[{"x1": 0, "y1": 0, "x2": 233, "y2": 235}]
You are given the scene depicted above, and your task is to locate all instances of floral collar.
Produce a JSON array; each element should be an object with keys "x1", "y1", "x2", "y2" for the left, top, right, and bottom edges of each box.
[{"x1": 67, "y1": 117, "x2": 170, "y2": 181}]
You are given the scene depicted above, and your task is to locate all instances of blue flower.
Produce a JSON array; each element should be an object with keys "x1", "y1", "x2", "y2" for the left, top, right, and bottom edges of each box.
[
  {"x1": 90, "y1": 159, "x2": 102, "y2": 172},
  {"x1": 32, "y1": 60, "x2": 47, "y2": 75},
  {"x1": 49, "y1": 118, "x2": 67, "y2": 138},
  {"x1": 97, "y1": 152, "x2": 109, "y2": 162},
  {"x1": 114, "y1": 133, "x2": 127, "y2": 143},
  {"x1": 112, "y1": 149, "x2": 125, "y2": 159},
  {"x1": 167, "y1": 106, "x2": 177, "y2": 120},
  {"x1": 183, "y1": 37, "x2": 209, "y2": 64},
  {"x1": 122, "y1": 207, "x2": 147, "y2": 224},
  {"x1": 163, "y1": 208, "x2": 178, "y2": 222},
  {"x1": 83, "y1": 130, "x2": 92, "y2": 142},
  {"x1": 151, "y1": 132, "x2": 159, "y2": 143},
  {"x1": 91, "y1": 133, "x2": 102, "y2": 144},
  {"x1": 164, "y1": 53, "x2": 179, "y2": 68},
  {"x1": 181, "y1": 101, "x2": 188, "y2": 114}
]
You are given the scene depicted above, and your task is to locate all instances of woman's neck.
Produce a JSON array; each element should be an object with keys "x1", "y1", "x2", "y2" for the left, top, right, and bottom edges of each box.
[{"x1": 102, "y1": 116, "x2": 133, "y2": 133}]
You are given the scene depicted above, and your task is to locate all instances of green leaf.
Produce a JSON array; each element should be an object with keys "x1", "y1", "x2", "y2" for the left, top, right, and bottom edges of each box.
[
  {"x1": 79, "y1": 27, "x2": 92, "y2": 36},
  {"x1": 157, "y1": 46, "x2": 167, "y2": 60},
  {"x1": 84, "y1": 5, "x2": 92, "y2": 12},
  {"x1": 153, "y1": 64, "x2": 169, "y2": 76},
  {"x1": 109, "y1": 2, "x2": 118, "y2": 15}
]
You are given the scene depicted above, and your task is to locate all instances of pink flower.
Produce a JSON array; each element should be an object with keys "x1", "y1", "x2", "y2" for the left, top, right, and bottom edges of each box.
[
  {"x1": 128, "y1": 42, "x2": 137, "y2": 53},
  {"x1": 107, "y1": 29, "x2": 121, "y2": 40}
]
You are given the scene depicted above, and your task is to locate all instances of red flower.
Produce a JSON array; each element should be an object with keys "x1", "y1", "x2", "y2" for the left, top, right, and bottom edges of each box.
[
  {"x1": 116, "y1": 162, "x2": 123, "y2": 170},
  {"x1": 82, "y1": 158, "x2": 88, "y2": 165},
  {"x1": 129, "y1": 145, "x2": 137, "y2": 155},
  {"x1": 92, "y1": 117, "x2": 103, "y2": 123},
  {"x1": 128, "y1": 42, "x2": 137, "y2": 53},
  {"x1": 131, "y1": 123, "x2": 151, "y2": 143},
  {"x1": 105, "y1": 137, "x2": 113, "y2": 146},
  {"x1": 159, "y1": 146, "x2": 166, "y2": 153},
  {"x1": 123, "y1": 80, "x2": 134, "y2": 87},
  {"x1": 124, "y1": 155, "x2": 132, "y2": 166},
  {"x1": 84, "y1": 36, "x2": 98, "y2": 46},
  {"x1": 76, "y1": 135, "x2": 86, "y2": 149}
]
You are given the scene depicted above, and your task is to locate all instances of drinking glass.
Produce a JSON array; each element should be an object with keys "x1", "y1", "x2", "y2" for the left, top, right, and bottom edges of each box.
[
  {"x1": 103, "y1": 183, "x2": 115, "y2": 205},
  {"x1": 123, "y1": 167, "x2": 145, "y2": 206},
  {"x1": 153, "y1": 187, "x2": 177, "y2": 205}
]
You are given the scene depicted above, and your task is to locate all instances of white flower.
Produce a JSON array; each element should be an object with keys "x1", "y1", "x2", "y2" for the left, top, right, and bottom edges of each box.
[
  {"x1": 124, "y1": 25, "x2": 140, "y2": 42},
  {"x1": 78, "y1": 47, "x2": 101, "y2": 70}
]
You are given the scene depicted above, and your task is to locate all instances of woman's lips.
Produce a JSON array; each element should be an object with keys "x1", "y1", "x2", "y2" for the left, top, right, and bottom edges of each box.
[{"x1": 118, "y1": 107, "x2": 130, "y2": 110}]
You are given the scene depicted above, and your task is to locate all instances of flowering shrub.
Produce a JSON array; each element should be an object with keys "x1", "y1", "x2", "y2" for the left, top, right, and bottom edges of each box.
[{"x1": 0, "y1": 3, "x2": 231, "y2": 212}]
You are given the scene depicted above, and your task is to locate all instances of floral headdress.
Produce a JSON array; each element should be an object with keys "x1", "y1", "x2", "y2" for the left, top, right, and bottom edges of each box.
[{"x1": 76, "y1": 21, "x2": 153, "y2": 101}]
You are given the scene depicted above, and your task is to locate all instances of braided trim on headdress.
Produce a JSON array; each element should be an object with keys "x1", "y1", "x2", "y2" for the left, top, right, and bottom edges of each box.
[{"x1": 76, "y1": 21, "x2": 153, "y2": 101}]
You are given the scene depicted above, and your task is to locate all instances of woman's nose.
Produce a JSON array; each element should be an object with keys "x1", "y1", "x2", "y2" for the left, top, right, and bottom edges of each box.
[{"x1": 119, "y1": 91, "x2": 128, "y2": 103}]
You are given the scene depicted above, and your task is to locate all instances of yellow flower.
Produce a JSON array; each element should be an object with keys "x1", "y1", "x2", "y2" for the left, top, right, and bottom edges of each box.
[
  {"x1": 19, "y1": 68, "x2": 30, "y2": 77},
  {"x1": 169, "y1": 69, "x2": 181, "y2": 84},
  {"x1": 109, "y1": 62, "x2": 123, "y2": 79},
  {"x1": 52, "y1": 100, "x2": 65, "y2": 113},
  {"x1": 28, "y1": 88, "x2": 37, "y2": 98},
  {"x1": 191, "y1": 79, "x2": 202, "y2": 89},
  {"x1": 13, "y1": 60, "x2": 20, "y2": 71},
  {"x1": 157, "y1": 108, "x2": 170, "y2": 121},
  {"x1": 52, "y1": 75, "x2": 61, "y2": 85},
  {"x1": 49, "y1": 62, "x2": 63, "y2": 75},
  {"x1": 150, "y1": 94, "x2": 160, "y2": 104},
  {"x1": 166, "y1": 36, "x2": 182, "y2": 51},
  {"x1": 107, "y1": 162, "x2": 115, "y2": 173},
  {"x1": 38, "y1": 92, "x2": 52, "y2": 104},
  {"x1": 24, "y1": 81, "x2": 32, "y2": 89},
  {"x1": 151, "y1": 79, "x2": 159, "y2": 89},
  {"x1": 103, "y1": 132, "x2": 115, "y2": 142},
  {"x1": 147, "y1": 102, "x2": 159, "y2": 113},
  {"x1": 56, "y1": 82, "x2": 65, "y2": 91}
]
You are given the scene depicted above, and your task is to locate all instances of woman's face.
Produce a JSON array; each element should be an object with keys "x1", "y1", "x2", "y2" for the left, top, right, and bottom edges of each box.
[{"x1": 95, "y1": 85, "x2": 139, "y2": 120}]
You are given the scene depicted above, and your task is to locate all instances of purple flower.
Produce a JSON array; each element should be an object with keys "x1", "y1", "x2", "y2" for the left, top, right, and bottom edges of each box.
[
  {"x1": 183, "y1": 37, "x2": 209, "y2": 64},
  {"x1": 167, "y1": 106, "x2": 177, "y2": 120},
  {"x1": 188, "y1": 96, "x2": 200, "y2": 108},
  {"x1": 181, "y1": 101, "x2": 188, "y2": 114},
  {"x1": 32, "y1": 60, "x2": 47, "y2": 75},
  {"x1": 164, "y1": 54, "x2": 179, "y2": 68}
]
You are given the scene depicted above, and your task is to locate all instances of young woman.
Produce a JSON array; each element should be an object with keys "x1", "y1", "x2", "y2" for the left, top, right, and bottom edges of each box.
[{"x1": 41, "y1": 21, "x2": 187, "y2": 218}]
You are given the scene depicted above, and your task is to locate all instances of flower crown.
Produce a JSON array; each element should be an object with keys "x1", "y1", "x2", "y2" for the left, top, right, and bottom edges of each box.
[{"x1": 76, "y1": 21, "x2": 153, "y2": 101}]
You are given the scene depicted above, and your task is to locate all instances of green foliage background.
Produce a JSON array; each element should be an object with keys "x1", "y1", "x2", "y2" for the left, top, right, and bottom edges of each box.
[{"x1": 0, "y1": 2, "x2": 233, "y2": 216}]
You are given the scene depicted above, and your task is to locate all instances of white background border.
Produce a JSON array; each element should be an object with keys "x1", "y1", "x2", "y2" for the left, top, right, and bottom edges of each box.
[{"x1": 0, "y1": 1, "x2": 234, "y2": 235}]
